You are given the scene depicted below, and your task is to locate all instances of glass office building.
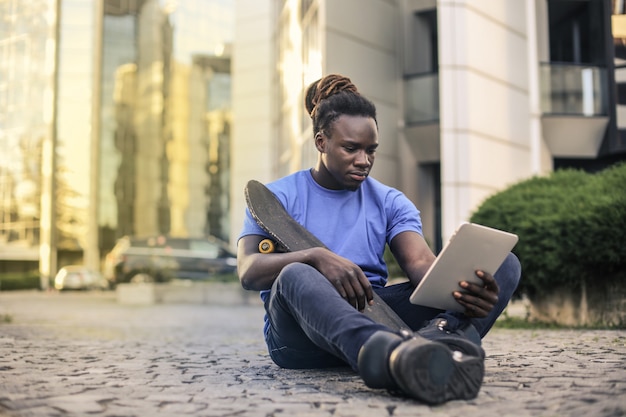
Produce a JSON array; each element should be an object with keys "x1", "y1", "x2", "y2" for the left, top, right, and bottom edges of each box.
[{"x1": 0, "y1": 0, "x2": 233, "y2": 286}]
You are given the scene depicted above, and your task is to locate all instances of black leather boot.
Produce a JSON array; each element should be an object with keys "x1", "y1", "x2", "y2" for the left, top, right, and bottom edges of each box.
[
  {"x1": 358, "y1": 330, "x2": 484, "y2": 405},
  {"x1": 417, "y1": 317, "x2": 485, "y2": 359}
]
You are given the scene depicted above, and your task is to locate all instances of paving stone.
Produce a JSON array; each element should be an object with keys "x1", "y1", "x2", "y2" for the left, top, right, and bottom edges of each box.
[{"x1": 0, "y1": 291, "x2": 625, "y2": 417}]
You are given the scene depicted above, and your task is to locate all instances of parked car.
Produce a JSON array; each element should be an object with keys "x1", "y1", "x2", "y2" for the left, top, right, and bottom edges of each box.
[
  {"x1": 54, "y1": 265, "x2": 110, "y2": 291},
  {"x1": 103, "y1": 235, "x2": 237, "y2": 286}
]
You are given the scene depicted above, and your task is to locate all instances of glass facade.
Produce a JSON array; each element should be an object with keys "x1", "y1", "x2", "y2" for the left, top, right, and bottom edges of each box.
[
  {"x1": 542, "y1": 1, "x2": 609, "y2": 118},
  {"x1": 544, "y1": 0, "x2": 626, "y2": 162},
  {"x1": 56, "y1": 0, "x2": 94, "y2": 257},
  {"x1": 612, "y1": 0, "x2": 626, "y2": 151},
  {"x1": 540, "y1": 63, "x2": 608, "y2": 116},
  {"x1": 404, "y1": 73, "x2": 440, "y2": 124},
  {"x1": 98, "y1": 0, "x2": 234, "y2": 253},
  {"x1": 404, "y1": 9, "x2": 439, "y2": 125},
  {"x1": 0, "y1": 0, "x2": 56, "y2": 266},
  {"x1": 0, "y1": 0, "x2": 234, "y2": 277}
]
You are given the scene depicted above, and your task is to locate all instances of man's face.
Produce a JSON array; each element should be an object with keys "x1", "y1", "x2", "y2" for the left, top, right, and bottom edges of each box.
[{"x1": 315, "y1": 115, "x2": 378, "y2": 191}]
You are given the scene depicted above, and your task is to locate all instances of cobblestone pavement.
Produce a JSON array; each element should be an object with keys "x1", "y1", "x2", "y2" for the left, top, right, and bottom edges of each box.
[{"x1": 0, "y1": 289, "x2": 625, "y2": 417}]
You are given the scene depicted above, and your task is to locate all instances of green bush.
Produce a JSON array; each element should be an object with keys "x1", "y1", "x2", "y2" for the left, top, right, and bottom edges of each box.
[
  {"x1": 0, "y1": 272, "x2": 41, "y2": 291},
  {"x1": 470, "y1": 163, "x2": 626, "y2": 298},
  {"x1": 207, "y1": 272, "x2": 240, "y2": 283},
  {"x1": 384, "y1": 244, "x2": 404, "y2": 280}
]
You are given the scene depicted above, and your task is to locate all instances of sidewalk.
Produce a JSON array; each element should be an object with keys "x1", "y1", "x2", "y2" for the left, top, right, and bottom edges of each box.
[{"x1": 0, "y1": 287, "x2": 624, "y2": 417}]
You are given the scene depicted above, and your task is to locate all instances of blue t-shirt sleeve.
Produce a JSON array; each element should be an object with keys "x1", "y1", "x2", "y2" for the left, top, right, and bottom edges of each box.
[
  {"x1": 385, "y1": 190, "x2": 423, "y2": 243},
  {"x1": 238, "y1": 207, "x2": 271, "y2": 241}
]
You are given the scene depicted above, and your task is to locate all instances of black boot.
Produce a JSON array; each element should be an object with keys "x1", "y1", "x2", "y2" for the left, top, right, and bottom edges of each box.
[
  {"x1": 357, "y1": 330, "x2": 484, "y2": 405},
  {"x1": 417, "y1": 316, "x2": 485, "y2": 359}
]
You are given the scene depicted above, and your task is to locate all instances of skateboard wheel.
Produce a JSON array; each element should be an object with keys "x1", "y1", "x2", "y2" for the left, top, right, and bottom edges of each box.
[{"x1": 259, "y1": 239, "x2": 275, "y2": 254}]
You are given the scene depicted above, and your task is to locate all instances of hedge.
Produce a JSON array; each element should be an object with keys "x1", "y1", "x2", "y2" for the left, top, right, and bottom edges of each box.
[
  {"x1": 0, "y1": 272, "x2": 42, "y2": 291},
  {"x1": 469, "y1": 162, "x2": 626, "y2": 298}
]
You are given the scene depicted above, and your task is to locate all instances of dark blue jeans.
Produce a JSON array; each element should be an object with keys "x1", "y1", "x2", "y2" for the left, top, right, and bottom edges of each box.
[{"x1": 264, "y1": 253, "x2": 521, "y2": 371}]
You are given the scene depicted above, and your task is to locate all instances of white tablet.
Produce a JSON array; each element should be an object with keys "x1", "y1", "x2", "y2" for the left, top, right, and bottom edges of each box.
[{"x1": 409, "y1": 222, "x2": 518, "y2": 312}]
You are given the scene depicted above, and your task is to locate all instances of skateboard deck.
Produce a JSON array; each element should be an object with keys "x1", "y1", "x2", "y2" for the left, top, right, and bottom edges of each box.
[{"x1": 245, "y1": 179, "x2": 410, "y2": 332}]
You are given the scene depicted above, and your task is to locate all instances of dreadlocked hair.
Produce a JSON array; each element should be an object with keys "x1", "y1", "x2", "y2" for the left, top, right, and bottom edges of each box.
[{"x1": 304, "y1": 74, "x2": 377, "y2": 137}]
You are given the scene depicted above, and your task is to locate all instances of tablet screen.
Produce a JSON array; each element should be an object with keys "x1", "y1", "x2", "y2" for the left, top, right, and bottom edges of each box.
[{"x1": 409, "y1": 222, "x2": 518, "y2": 312}]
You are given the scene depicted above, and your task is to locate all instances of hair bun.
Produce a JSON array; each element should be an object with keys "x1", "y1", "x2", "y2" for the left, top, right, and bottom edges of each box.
[{"x1": 305, "y1": 74, "x2": 358, "y2": 117}]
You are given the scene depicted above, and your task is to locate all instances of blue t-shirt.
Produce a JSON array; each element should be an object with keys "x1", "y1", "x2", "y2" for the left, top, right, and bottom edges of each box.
[{"x1": 239, "y1": 170, "x2": 423, "y2": 298}]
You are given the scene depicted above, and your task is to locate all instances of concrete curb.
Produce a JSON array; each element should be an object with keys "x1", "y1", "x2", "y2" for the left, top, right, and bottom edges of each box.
[{"x1": 115, "y1": 281, "x2": 262, "y2": 306}]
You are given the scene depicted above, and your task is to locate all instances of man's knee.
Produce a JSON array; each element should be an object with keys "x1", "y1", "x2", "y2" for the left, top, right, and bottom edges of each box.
[
  {"x1": 495, "y1": 252, "x2": 521, "y2": 293},
  {"x1": 274, "y1": 262, "x2": 324, "y2": 291},
  {"x1": 277, "y1": 262, "x2": 317, "y2": 283},
  {"x1": 281, "y1": 262, "x2": 315, "y2": 276}
]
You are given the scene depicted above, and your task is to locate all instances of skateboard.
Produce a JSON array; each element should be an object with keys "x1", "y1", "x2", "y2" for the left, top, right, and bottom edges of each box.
[{"x1": 244, "y1": 179, "x2": 410, "y2": 332}]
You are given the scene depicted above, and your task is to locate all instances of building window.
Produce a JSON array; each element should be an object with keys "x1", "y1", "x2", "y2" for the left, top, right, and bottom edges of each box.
[
  {"x1": 548, "y1": 0, "x2": 606, "y2": 65},
  {"x1": 540, "y1": 0, "x2": 609, "y2": 116},
  {"x1": 612, "y1": 0, "x2": 626, "y2": 151},
  {"x1": 407, "y1": 9, "x2": 438, "y2": 75},
  {"x1": 404, "y1": 9, "x2": 439, "y2": 125}
]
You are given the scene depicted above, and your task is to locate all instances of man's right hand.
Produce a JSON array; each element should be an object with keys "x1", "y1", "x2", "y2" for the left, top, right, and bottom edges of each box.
[
  {"x1": 238, "y1": 235, "x2": 373, "y2": 311},
  {"x1": 310, "y1": 247, "x2": 374, "y2": 311}
]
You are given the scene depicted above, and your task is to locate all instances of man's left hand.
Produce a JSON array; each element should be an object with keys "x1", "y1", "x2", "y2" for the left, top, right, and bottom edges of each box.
[{"x1": 453, "y1": 270, "x2": 499, "y2": 318}]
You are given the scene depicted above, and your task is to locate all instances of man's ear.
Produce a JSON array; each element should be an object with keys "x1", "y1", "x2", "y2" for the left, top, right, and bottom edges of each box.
[{"x1": 314, "y1": 132, "x2": 325, "y2": 153}]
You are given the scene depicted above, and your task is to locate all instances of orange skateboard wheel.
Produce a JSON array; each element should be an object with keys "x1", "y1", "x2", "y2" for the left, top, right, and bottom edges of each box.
[{"x1": 259, "y1": 239, "x2": 275, "y2": 254}]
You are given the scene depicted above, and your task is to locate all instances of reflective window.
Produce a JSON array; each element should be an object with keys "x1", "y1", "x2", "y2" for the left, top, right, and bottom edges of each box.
[
  {"x1": 540, "y1": 1, "x2": 609, "y2": 117},
  {"x1": 612, "y1": 0, "x2": 626, "y2": 147},
  {"x1": 98, "y1": 0, "x2": 234, "y2": 252},
  {"x1": 0, "y1": 0, "x2": 56, "y2": 257},
  {"x1": 548, "y1": 0, "x2": 606, "y2": 65},
  {"x1": 0, "y1": 0, "x2": 234, "y2": 269},
  {"x1": 56, "y1": 0, "x2": 94, "y2": 253}
]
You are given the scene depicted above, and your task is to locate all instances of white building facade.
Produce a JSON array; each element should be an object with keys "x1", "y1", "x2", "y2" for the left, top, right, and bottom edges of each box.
[{"x1": 232, "y1": 0, "x2": 625, "y2": 251}]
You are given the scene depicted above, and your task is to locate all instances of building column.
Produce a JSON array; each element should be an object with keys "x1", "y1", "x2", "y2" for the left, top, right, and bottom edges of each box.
[{"x1": 38, "y1": 0, "x2": 61, "y2": 290}]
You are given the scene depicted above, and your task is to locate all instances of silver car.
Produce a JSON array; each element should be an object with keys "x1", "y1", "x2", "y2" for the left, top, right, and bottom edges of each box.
[{"x1": 54, "y1": 266, "x2": 109, "y2": 291}]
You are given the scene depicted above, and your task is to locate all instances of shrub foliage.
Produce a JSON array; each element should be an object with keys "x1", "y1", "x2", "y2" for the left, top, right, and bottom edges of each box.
[
  {"x1": 469, "y1": 163, "x2": 626, "y2": 298},
  {"x1": 0, "y1": 272, "x2": 41, "y2": 291}
]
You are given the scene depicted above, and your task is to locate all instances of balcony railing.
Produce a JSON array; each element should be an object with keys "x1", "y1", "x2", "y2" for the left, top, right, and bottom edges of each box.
[
  {"x1": 404, "y1": 72, "x2": 439, "y2": 125},
  {"x1": 540, "y1": 63, "x2": 608, "y2": 116}
]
